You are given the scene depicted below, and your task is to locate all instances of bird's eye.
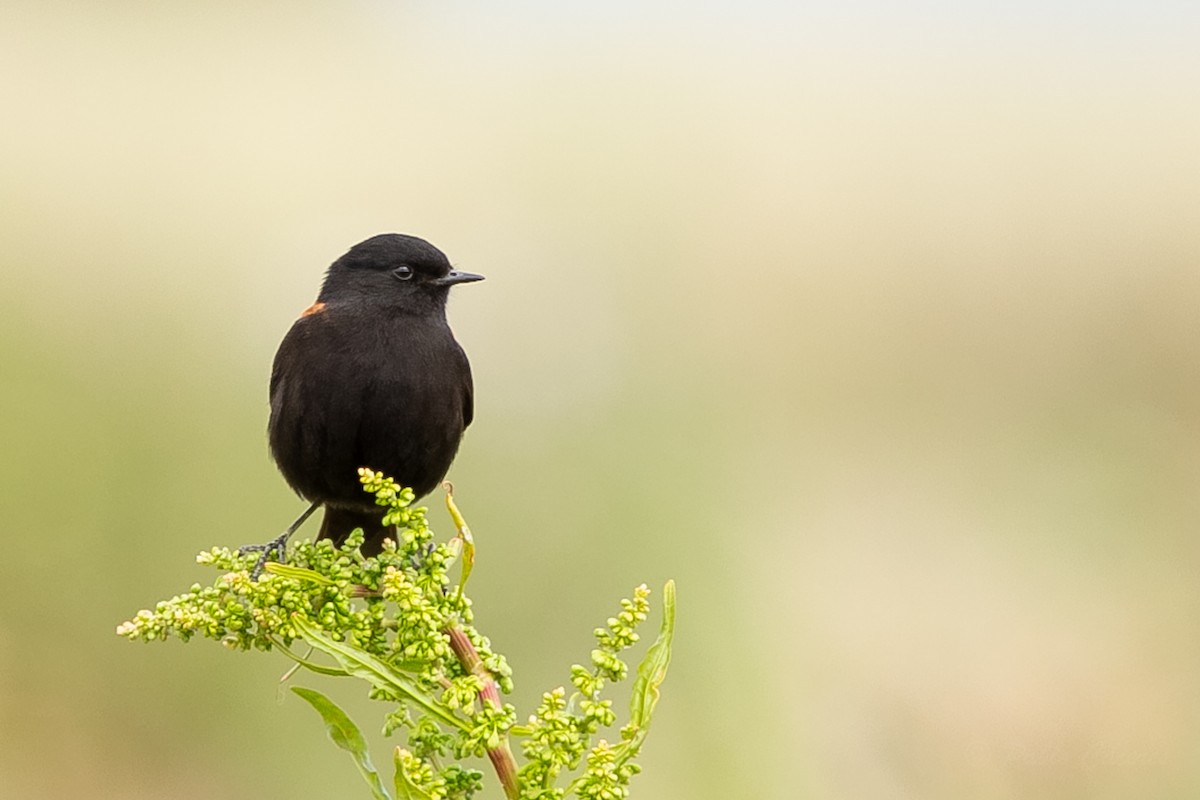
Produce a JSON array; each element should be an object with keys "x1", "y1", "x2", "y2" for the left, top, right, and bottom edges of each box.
[{"x1": 392, "y1": 266, "x2": 415, "y2": 281}]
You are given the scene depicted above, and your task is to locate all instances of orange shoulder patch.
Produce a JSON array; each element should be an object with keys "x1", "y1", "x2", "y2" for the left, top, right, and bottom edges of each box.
[{"x1": 300, "y1": 301, "x2": 327, "y2": 318}]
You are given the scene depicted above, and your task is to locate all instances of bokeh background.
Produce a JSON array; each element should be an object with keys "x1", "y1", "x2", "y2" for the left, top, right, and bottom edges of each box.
[{"x1": 3, "y1": 2, "x2": 1200, "y2": 798}]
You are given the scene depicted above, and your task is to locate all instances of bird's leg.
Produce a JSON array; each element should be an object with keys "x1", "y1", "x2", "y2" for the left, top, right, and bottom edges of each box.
[{"x1": 239, "y1": 502, "x2": 320, "y2": 579}]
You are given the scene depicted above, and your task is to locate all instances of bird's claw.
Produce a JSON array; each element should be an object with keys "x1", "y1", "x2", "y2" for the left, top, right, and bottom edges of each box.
[{"x1": 238, "y1": 532, "x2": 291, "y2": 580}]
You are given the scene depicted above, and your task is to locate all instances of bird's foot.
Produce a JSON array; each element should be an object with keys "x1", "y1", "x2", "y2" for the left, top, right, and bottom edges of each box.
[
  {"x1": 237, "y1": 502, "x2": 321, "y2": 580},
  {"x1": 238, "y1": 532, "x2": 292, "y2": 580},
  {"x1": 409, "y1": 540, "x2": 435, "y2": 571}
]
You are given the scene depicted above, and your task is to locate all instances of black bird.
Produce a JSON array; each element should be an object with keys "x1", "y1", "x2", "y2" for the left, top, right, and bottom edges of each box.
[{"x1": 245, "y1": 234, "x2": 482, "y2": 569}]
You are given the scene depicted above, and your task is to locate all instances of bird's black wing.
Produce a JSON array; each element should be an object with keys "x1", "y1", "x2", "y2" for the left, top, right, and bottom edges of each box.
[
  {"x1": 459, "y1": 344, "x2": 474, "y2": 429},
  {"x1": 268, "y1": 310, "x2": 366, "y2": 505}
]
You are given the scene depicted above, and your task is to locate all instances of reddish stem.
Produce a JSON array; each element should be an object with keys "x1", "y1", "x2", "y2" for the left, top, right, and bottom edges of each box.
[{"x1": 446, "y1": 625, "x2": 520, "y2": 800}]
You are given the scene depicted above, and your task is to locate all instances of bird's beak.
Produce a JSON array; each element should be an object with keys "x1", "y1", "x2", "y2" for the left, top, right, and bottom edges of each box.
[{"x1": 433, "y1": 270, "x2": 485, "y2": 286}]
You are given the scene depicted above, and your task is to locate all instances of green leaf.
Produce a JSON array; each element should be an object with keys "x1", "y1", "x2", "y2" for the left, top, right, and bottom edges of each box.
[
  {"x1": 264, "y1": 563, "x2": 336, "y2": 585},
  {"x1": 620, "y1": 579, "x2": 676, "y2": 761},
  {"x1": 393, "y1": 747, "x2": 436, "y2": 800},
  {"x1": 292, "y1": 615, "x2": 470, "y2": 732},
  {"x1": 271, "y1": 638, "x2": 352, "y2": 677},
  {"x1": 387, "y1": 658, "x2": 435, "y2": 675},
  {"x1": 291, "y1": 686, "x2": 392, "y2": 800}
]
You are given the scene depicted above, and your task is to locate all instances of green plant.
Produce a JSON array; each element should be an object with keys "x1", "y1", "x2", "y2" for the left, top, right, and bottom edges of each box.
[{"x1": 118, "y1": 469, "x2": 675, "y2": 800}]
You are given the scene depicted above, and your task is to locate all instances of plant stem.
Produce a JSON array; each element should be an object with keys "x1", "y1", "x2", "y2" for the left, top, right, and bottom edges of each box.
[{"x1": 445, "y1": 625, "x2": 520, "y2": 800}]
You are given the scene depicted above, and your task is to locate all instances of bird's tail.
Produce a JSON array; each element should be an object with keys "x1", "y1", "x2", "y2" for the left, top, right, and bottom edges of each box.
[{"x1": 318, "y1": 507, "x2": 393, "y2": 555}]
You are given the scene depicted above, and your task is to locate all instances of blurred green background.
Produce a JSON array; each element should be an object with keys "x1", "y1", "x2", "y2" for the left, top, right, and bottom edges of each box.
[{"x1": 3, "y1": 2, "x2": 1199, "y2": 798}]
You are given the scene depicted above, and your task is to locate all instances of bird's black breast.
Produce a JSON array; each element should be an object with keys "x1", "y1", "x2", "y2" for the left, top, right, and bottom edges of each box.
[{"x1": 268, "y1": 303, "x2": 473, "y2": 509}]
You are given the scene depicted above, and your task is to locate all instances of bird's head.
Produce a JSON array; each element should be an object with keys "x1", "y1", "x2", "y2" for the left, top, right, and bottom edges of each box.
[{"x1": 318, "y1": 233, "x2": 483, "y2": 311}]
